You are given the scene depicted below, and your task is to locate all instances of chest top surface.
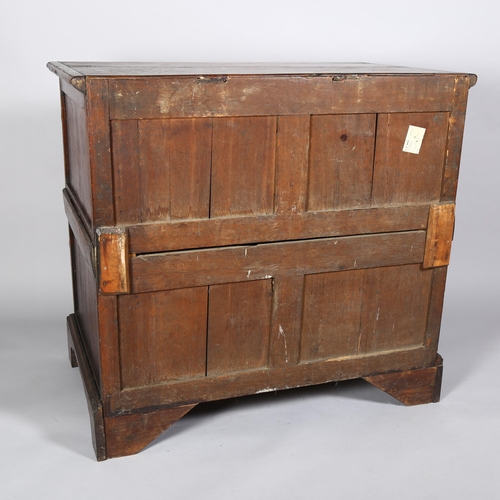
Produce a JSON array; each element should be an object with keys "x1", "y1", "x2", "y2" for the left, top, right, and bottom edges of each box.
[{"x1": 47, "y1": 61, "x2": 477, "y2": 85}]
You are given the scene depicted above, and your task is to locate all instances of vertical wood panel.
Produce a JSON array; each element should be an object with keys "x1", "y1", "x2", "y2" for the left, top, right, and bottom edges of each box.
[
  {"x1": 372, "y1": 112, "x2": 449, "y2": 205},
  {"x1": 308, "y1": 114, "x2": 376, "y2": 211},
  {"x1": 138, "y1": 119, "x2": 170, "y2": 221},
  {"x1": 111, "y1": 120, "x2": 141, "y2": 224},
  {"x1": 269, "y1": 274, "x2": 304, "y2": 367},
  {"x1": 423, "y1": 267, "x2": 448, "y2": 364},
  {"x1": 65, "y1": 93, "x2": 92, "y2": 222},
  {"x1": 211, "y1": 116, "x2": 276, "y2": 217},
  {"x1": 87, "y1": 79, "x2": 115, "y2": 228},
  {"x1": 73, "y1": 231, "x2": 100, "y2": 384},
  {"x1": 441, "y1": 76, "x2": 471, "y2": 201},
  {"x1": 274, "y1": 115, "x2": 310, "y2": 214},
  {"x1": 300, "y1": 270, "x2": 365, "y2": 362},
  {"x1": 119, "y1": 288, "x2": 208, "y2": 388},
  {"x1": 359, "y1": 265, "x2": 433, "y2": 354},
  {"x1": 167, "y1": 118, "x2": 212, "y2": 220},
  {"x1": 97, "y1": 294, "x2": 120, "y2": 406},
  {"x1": 138, "y1": 118, "x2": 212, "y2": 222},
  {"x1": 207, "y1": 280, "x2": 273, "y2": 375}
]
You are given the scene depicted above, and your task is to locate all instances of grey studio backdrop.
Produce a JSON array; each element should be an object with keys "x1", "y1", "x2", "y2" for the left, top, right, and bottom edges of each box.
[{"x1": 1, "y1": 1, "x2": 499, "y2": 499}]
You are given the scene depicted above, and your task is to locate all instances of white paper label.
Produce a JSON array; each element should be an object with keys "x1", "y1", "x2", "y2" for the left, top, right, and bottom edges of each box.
[{"x1": 403, "y1": 125, "x2": 426, "y2": 154}]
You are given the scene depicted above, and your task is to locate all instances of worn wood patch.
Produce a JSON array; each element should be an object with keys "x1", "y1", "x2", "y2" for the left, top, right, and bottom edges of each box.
[
  {"x1": 108, "y1": 75, "x2": 458, "y2": 120},
  {"x1": 423, "y1": 203, "x2": 455, "y2": 268},
  {"x1": 97, "y1": 228, "x2": 130, "y2": 294}
]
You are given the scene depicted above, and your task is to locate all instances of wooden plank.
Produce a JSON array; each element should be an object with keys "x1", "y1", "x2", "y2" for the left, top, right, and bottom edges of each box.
[
  {"x1": 423, "y1": 203, "x2": 455, "y2": 268},
  {"x1": 97, "y1": 228, "x2": 130, "y2": 294},
  {"x1": 63, "y1": 188, "x2": 95, "y2": 275},
  {"x1": 423, "y1": 267, "x2": 448, "y2": 364},
  {"x1": 358, "y1": 265, "x2": 433, "y2": 354},
  {"x1": 210, "y1": 116, "x2": 276, "y2": 217},
  {"x1": 372, "y1": 112, "x2": 449, "y2": 205},
  {"x1": 274, "y1": 115, "x2": 310, "y2": 214},
  {"x1": 365, "y1": 354, "x2": 443, "y2": 406},
  {"x1": 47, "y1": 61, "x2": 86, "y2": 91},
  {"x1": 130, "y1": 231, "x2": 426, "y2": 294},
  {"x1": 269, "y1": 274, "x2": 304, "y2": 367},
  {"x1": 127, "y1": 204, "x2": 429, "y2": 254},
  {"x1": 72, "y1": 234, "x2": 100, "y2": 385},
  {"x1": 207, "y1": 280, "x2": 273, "y2": 375},
  {"x1": 138, "y1": 118, "x2": 170, "y2": 221},
  {"x1": 109, "y1": 75, "x2": 458, "y2": 119},
  {"x1": 112, "y1": 118, "x2": 214, "y2": 224},
  {"x1": 138, "y1": 118, "x2": 212, "y2": 222},
  {"x1": 111, "y1": 120, "x2": 142, "y2": 224},
  {"x1": 86, "y1": 79, "x2": 114, "y2": 228},
  {"x1": 308, "y1": 114, "x2": 376, "y2": 210},
  {"x1": 97, "y1": 294, "x2": 121, "y2": 412},
  {"x1": 118, "y1": 288, "x2": 208, "y2": 388},
  {"x1": 300, "y1": 270, "x2": 365, "y2": 362},
  {"x1": 61, "y1": 78, "x2": 86, "y2": 107},
  {"x1": 64, "y1": 92, "x2": 93, "y2": 222},
  {"x1": 64, "y1": 186, "x2": 93, "y2": 237},
  {"x1": 67, "y1": 315, "x2": 106, "y2": 461},
  {"x1": 116, "y1": 346, "x2": 427, "y2": 411},
  {"x1": 51, "y1": 61, "x2": 472, "y2": 77},
  {"x1": 59, "y1": 84, "x2": 70, "y2": 191},
  {"x1": 105, "y1": 405, "x2": 196, "y2": 459},
  {"x1": 157, "y1": 118, "x2": 212, "y2": 220},
  {"x1": 441, "y1": 76, "x2": 473, "y2": 201}
]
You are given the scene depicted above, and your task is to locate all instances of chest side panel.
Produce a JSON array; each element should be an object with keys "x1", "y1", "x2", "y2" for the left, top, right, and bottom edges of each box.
[{"x1": 63, "y1": 93, "x2": 92, "y2": 225}]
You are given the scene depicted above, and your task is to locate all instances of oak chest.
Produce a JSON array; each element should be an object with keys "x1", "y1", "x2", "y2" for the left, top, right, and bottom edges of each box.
[{"x1": 48, "y1": 62, "x2": 476, "y2": 460}]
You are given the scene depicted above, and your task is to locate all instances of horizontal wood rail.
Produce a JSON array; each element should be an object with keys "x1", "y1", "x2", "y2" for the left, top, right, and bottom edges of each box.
[
  {"x1": 129, "y1": 230, "x2": 426, "y2": 294},
  {"x1": 109, "y1": 75, "x2": 460, "y2": 120},
  {"x1": 127, "y1": 204, "x2": 430, "y2": 255},
  {"x1": 115, "y1": 346, "x2": 428, "y2": 412}
]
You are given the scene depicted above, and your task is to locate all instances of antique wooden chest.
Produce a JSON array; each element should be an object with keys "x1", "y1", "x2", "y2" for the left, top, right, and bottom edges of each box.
[{"x1": 48, "y1": 62, "x2": 476, "y2": 460}]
